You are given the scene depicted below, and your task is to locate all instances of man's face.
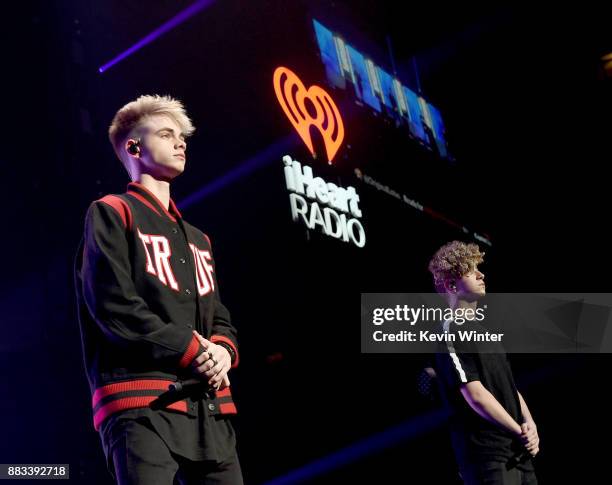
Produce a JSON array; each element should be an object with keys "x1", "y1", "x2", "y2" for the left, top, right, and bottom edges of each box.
[
  {"x1": 454, "y1": 265, "x2": 486, "y2": 301},
  {"x1": 128, "y1": 114, "x2": 187, "y2": 181}
]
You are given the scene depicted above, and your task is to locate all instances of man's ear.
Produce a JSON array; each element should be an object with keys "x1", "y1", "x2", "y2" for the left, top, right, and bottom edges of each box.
[
  {"x1": 125, "y1": 139, "x2": 140, "y2": 156},
  {"x1": 444, "y1": 279, "x2": 457, "y2": 293}
]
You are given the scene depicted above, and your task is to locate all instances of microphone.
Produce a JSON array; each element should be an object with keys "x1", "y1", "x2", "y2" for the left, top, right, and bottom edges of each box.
[
  {"x1": 168, "y1": 378, "x2": 211, "y2": 393},
  {"x1": 150, "y1": 378, "x2": 216, "y2": 410}
]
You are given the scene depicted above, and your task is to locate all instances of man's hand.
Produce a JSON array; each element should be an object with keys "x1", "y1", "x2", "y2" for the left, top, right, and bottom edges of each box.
[
  {"x1": 190, "y1": 331, "x2": 231, "y2": 390},
  {"x1": 520, "y1": 421, "x2": 540, "y2": 457}
]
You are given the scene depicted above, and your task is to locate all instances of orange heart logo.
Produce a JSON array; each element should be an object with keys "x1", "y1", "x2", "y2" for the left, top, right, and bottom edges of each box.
[{"x1": 273, "y1": 66, "x2": 345, "y2": 164}]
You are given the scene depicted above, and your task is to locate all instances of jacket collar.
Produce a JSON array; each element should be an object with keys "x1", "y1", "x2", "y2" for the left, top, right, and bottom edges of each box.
[{"x1": 126, "y1": 182, "x2": 182, "y2": 222}]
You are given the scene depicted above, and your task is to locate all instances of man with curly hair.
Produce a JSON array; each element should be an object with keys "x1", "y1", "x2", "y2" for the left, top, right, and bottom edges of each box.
[{"x1": 429, "y1": 241, "x2": 539, "y2": 485}]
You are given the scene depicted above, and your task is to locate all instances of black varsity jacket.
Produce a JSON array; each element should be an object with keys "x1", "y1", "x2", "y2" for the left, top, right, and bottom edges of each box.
[{"x1": 74, "y1": 182, "x2": 239, "y2": 431}]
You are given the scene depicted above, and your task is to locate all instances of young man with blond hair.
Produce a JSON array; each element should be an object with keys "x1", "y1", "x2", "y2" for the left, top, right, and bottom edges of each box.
[
  {"x1": 429, "y1": 241, "x2": 538, "y2": 485},
  {"x1": 75, "y1": 94, "x2": 243, "y2": 484}
]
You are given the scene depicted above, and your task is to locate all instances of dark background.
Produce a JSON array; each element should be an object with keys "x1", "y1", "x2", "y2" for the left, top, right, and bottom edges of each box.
[{"x1": 2, "y1": 1, "x2": 611, "y2": 483}]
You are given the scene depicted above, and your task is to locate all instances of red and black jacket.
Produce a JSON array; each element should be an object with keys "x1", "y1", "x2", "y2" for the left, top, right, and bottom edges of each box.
[{"x1": 74, "y1": 182, "x2": 239, "y2": 431}]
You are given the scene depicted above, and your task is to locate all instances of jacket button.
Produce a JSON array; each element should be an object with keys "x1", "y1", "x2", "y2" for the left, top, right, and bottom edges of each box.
[
  {"x1": 208, "y1": 403, "x2": 216, "y2": 411},
  {"x1": 179, "y1": 258, "x2": 186, "y2": 264},
  {"x1": 185, "y1": 289, "x2": 192, "y2": 295},
  {"x1": 172, "y1": 228, "x2": 178, "y2": 234}
]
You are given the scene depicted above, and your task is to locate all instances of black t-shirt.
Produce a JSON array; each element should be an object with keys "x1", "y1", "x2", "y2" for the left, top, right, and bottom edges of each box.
[
  {"x1": 433, "y1": 318, "x2": 533, "y2": 467},
  {"x1": 99, "y1": 392, "x2": 237, "y2": 473}
]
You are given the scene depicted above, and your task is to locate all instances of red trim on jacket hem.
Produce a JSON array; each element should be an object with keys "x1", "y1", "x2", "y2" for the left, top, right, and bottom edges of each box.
[
  {"x1": 217, "y1": 387, "x2": 232, "y2": 398},
  {"x1": 92, "y1": 379, "x2": 176, "y2": 408},
  {"x1": 219, "y1": 402, "x2": 237, "y2": 414},
  {"x1": 210, "y1": 335, "x2": 239, "y2": 368},
  {"x1": 91, "y1": 378, "x2": 237, "y2": 430},
  {"x1": 93, "y1": 395, "x2": 188, "y2": 431}
]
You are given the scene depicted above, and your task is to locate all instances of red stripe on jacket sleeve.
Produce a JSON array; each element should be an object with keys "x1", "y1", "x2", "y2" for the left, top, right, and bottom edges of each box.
[{"x1": 179, "y1": 334, "x2": 202, "y2": 368}]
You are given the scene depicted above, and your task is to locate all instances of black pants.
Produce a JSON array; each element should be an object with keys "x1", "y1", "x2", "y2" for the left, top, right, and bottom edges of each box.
[
  {"x1": 109, "y1": 418, "x2": 244, "y2": 485},
  {"x1": 459, "y1": 460, "x2": 538, "y2": 485}
]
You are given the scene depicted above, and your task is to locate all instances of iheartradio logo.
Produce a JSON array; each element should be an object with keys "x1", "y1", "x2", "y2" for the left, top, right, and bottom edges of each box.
[{"x1": 273, "y1": 66, "x2": 344, "y2": 164}]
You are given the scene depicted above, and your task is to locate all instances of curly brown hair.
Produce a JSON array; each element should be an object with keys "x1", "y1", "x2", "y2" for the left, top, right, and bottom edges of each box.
[{"x1": 428, "y1": 241, "x2": 485, "y2": 293}]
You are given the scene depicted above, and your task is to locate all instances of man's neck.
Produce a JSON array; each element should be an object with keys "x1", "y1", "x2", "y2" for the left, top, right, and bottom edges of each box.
[
  {"x1": 136, "y1": 174, "x2": 171, "y2": 210},
  {"x1": 449, "y1": 299, "x2": 478, "y2": 312}
]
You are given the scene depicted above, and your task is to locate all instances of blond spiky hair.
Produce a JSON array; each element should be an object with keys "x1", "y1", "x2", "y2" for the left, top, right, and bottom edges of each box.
[
  {"x1": 428, "y1": 241, "x2": 485, "y2": 294},
  {"x1": 108, "y1": 94, "x2": 195, "y2": 162}
]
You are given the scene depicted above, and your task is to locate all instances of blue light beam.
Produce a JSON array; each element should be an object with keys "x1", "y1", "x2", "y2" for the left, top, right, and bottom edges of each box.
[
  {"x1": 262, "y1": 407, "x2": 450, "y2": 485},
  {"x1": 99, "y1": 0, "x2": 216, "y2": 73}
]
